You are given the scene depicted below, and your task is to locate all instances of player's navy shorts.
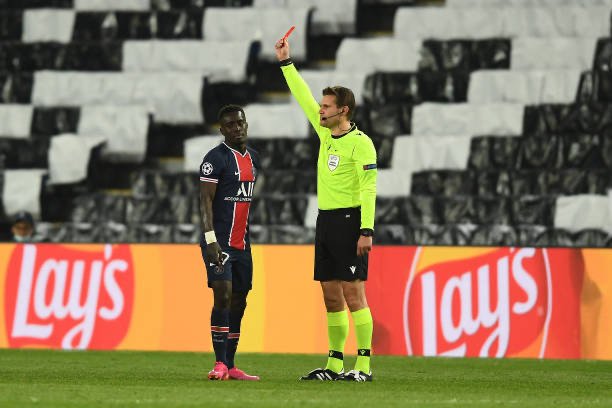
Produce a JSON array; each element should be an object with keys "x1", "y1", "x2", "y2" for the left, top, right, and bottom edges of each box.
[
  {"x1": 315, "y1": 206, "x2": 368, "y2": 282},
  {"x1": 200, "y1": 246, "x2": 253, "y2": 292}
]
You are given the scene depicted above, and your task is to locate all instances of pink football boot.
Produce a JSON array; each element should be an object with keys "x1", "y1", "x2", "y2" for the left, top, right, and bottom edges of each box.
[
  {"x1": 208, "y1": 362, "x2": 229, "y2": 380},
  {"x1": 228, "y1": 367, "x2": 260, "y2": 381}
]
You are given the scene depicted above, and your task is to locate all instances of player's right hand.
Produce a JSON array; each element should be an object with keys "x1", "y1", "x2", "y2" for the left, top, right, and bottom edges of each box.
[
  {"x1": 275, "y1": 38, "x2": 290, "y2": 61},
  {"x1": 205, "y1": 241, "x2": 224, "y2": 266}
]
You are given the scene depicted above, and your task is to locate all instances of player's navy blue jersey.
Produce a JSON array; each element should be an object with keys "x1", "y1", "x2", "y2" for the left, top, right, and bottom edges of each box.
[{"x1": 199, "y1": 142, "x2": 260, "y2": 250}]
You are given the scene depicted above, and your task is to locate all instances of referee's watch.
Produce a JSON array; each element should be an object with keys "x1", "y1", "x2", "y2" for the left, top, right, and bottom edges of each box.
[{"x1": 360, "y1": 228, "x2": 374, "y2": 237}]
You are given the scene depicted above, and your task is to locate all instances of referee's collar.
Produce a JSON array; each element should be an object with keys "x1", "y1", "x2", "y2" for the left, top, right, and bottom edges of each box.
[{"x1": 331, "y1": 123, "x2": 356, "y2": 139}]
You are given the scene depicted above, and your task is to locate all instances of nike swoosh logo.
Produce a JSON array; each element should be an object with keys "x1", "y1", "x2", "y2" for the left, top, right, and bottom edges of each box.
[{"x1": 234, "y1": 171, "x2": 240, "y2": 175}]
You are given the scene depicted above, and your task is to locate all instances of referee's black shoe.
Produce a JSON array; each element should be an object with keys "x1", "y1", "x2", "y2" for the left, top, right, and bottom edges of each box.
[
  {"x1": 299, "y1": 368, "x2": 343, "y2": 381},
  {"x1": 340, "y1": 370, "x2": 373, "y2": 382}
]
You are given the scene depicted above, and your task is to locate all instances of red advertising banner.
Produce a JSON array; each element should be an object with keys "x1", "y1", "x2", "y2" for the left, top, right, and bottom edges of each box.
[
  {"x1": 367, "y1": 247, "x2": 584, "y2": 359},
  {"x1": 0, "y1": 243, "x2": 609, "y2": 360}
]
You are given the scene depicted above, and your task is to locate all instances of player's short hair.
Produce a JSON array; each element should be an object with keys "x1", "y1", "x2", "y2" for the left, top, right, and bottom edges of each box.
[
  {"x1": 218, "y1": 104, "x2": 246, "y2": 122},
  {"x1": 323, "y1": 86, "x2": 355, "y2": 119}
]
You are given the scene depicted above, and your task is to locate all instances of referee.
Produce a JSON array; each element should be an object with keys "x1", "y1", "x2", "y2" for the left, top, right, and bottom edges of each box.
[{"x1": 275, "y1": 36, "x2": 377, "y2": 382}]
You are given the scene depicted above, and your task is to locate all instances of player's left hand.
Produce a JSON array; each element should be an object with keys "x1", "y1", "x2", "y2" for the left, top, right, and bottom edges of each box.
[{"x1": 357, "y1": 235, "x2": 372, "y2": 257}]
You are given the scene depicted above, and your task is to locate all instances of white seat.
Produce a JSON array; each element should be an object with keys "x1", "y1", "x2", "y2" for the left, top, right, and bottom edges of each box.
[
  {"x1": 122, "y1": 40, "x2": 254, "y2": 82},
  {"x1": 336, "y1": 38, "x2": 420, "y2": 73},
  {"x1": 77, "y1": 105, "x2": 149, "y2": 162},
  {"x1": 2, "y1": 169, "x2": 48, "y2": 218},
  {"x1": 22, "y1": 9, "x2": 75, "y2": 43},
  {"x1": 183, "y1": 136, "x2": 223, "y2": 172},
  {"x1": 48, "y1": 134, "x2": 106, "y2": 184},
  {"x1": 391, "y1": 135, "x2": 473, "y2": 171},
  {"x1": 512, "y1": 37, "x2": 598, "y2": 70},
  {"x1": 243, "y1": 103, "x2": 310, "y2": 138},
  {"x1": 377, "y1": 169, "x2": 412, "y2": 197},
  {"x1": 33, "y1": 71, "x2": 204, "y2": 123},
  {"x1": 0, "y1": 105, "x2": 34, "y2": 139},
  {"x1": 468, "y1": 69, "x2": 582, "y2": 104},
  {"x1": 74, "y1": 0, "x2": 151, "y2": 10},
  {"x1": 203, "y1": 7, "x2": 311, "y2": 61},
  {"x1": 412, "y1": 103, "x2": 524, "y2": 136},
  {"x1": 254, "y1": 0, "x2": 358, "y2": 35},
  {"x1": 297, "y1": 70, "x2": 368, "y2": 105},
  {"x1": 554, "y1": 195, "x2": 611, "y2": 233},
  {"x1": 395, "y1": 6, "x2": 610, "y2": 40},
  {"x1": 447, "y1": 0, "x2": 612, "y2": 7},
  {"x1": 394, "y1": 7, "x2": 504, "y2": 40}
]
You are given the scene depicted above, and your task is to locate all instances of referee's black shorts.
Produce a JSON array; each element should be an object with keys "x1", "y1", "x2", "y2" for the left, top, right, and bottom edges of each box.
[{"x1": 314, "y1": 206, "x2": 368, "y2": 282}]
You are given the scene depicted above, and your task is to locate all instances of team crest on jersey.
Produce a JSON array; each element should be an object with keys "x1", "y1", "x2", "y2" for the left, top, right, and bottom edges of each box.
[
  {"x1": 201, "y1": 162, "x2": 213, "y2": 175},
  {"x1": 328, "y1": 154, "x2": 340, "y2": 171}
]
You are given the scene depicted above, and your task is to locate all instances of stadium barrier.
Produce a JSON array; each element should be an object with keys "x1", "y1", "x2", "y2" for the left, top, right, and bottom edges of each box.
[{"x1": 0, "y1": 243, "x2": 610, "y2": 360}]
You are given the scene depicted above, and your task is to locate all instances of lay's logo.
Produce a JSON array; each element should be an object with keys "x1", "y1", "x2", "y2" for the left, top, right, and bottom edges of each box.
[
  {"x1": 4, "y1": 244, "x2": 134, "y2": 350},
  {"x1": 404, "y1": 247, "x2": 552, "y2": 358}
]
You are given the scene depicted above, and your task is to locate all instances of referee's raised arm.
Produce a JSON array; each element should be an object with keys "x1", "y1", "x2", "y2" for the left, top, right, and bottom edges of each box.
[{"x1": 275, "y1": 37, "x2": 326, "y2": 140}]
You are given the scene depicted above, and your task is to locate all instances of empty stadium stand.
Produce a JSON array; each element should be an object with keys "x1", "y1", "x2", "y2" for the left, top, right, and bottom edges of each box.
[{"x1": 1, "y1": 0, "x2": 612, "y2": 247}]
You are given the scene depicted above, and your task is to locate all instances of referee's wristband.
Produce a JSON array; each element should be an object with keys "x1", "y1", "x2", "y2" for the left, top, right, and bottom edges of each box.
[
  {"x1": 360, "y1": 228, "x2": 374, "y2": 237},
  {"x1": 279, "y1": 58, "x2": 293, "y2": 66},
  {"x1": 204, "y1": 230, "x2": 217, "y2": 244}
]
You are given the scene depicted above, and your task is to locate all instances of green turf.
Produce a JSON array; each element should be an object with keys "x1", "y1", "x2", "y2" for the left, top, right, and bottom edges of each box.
[{"x1": 0, "y1": 349, "x2": 610, "y2": 407}]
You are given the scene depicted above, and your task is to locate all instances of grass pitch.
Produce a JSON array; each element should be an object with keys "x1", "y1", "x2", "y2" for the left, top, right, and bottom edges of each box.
[{"x1": 0, "y1": 349, "x2": 610, "y2": 407}]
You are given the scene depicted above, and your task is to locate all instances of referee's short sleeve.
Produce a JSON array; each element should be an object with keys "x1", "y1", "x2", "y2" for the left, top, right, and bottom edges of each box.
[
  {"x1": 199, "y1": 149, "x2": 224, "y2": 183},
  {"x1": 353, "y1": 136, "x2": 377, "y2": 168}
]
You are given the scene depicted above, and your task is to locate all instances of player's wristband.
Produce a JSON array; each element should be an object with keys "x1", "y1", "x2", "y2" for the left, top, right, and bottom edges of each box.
[
  {"x1": 204, "y1": 230, "x2": 217, "y2": 244},
  {"x1": 360, "y1": 228, "x2": 374, "y2": 237}
]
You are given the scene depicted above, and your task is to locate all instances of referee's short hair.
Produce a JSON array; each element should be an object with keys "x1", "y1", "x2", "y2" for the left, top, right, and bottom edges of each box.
[
  {"x1": 218, "y1": 104, "x2": 246, "y2": 122},
  {"x1": 323, "y1": 86, "x2": 356, "y2": 119}
]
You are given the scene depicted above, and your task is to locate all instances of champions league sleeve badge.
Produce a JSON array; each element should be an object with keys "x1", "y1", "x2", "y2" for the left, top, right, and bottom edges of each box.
[{"x1": 201, "y1": 162, "x2": 213, "y2": 175}]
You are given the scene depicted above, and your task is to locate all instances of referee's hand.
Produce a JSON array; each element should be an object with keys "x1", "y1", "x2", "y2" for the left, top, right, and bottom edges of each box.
[
  {"x1": 275, "y1": 38, "x2": 290, "y2": 61},
  {"x1": 357, "y1": 236, "x2": 372, "y2": 257}
]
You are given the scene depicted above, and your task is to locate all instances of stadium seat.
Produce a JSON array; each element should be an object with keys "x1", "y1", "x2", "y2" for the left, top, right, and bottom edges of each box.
[
  {"x1": 468, "y1": 136, "x2": 521, "y2": 169},
  {"x1": 242, "y1": 104, "x2": 310, "y2": 138},
  {"x1": 254, "y1": 0, "x2": 358, "y2": 35},
  {"x1": 74, "y1": 0, "x2": 152, "y2": 11},
  {"x1": 0, "y1": 105, "x2": 33, "y2": 138},
  {"x1": 77, "y1": 105, "x2": 149, "y2": 161},
  {"x1": 183, "y1": 135, "x2": 222, "y2": 172},
  {"x1": 203, "y1": 7, "x2": 311, "y2": 61},
  {"x1": 22, "y1": 9, "x2": 75, "y2": 43},
  {"x1": 122, "y1": 40, "x2": 257, "y2": 82},
  {"x1": 412, "y1": 103, "x2": 524, "y2": 136},
  {"x1": 470, "y1": 224, "x2": 517, "y2": 246},
  {"x1": 48, "y1": 134, "x2": 106, "y2": 184},
  {"x1": 33, "y1": 71, "x2": 205, "y2": 123},
  {"x1": 420, "y1": 39, "x2": 511, "y2": 71},
  {"x1": 512, "y1": 38, "x2": 598, "y2": 70},
  {"x1": 554, "y1": 194, "x2": 611, "y2": 232},
  {"x1": 1, "y1": 168, "x2": 47, "y2": 219},
  {"x1": 0, "y1": 10, "x2": 23, "y2": 40},
  {"x1": 468, "y1": 70, "x2": 582, "y2": 104},
  {"x1": 511, "y1": 194, "x2": 555, "y2": 226},
  {"x1": 335, "y1": 38, "x2": 421, "y2": 73}
]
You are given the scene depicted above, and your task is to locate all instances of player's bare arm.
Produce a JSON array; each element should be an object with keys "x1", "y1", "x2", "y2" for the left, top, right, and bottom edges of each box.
[{"x1": 199, "y1": 182, "x2": 223, "y2": 266}]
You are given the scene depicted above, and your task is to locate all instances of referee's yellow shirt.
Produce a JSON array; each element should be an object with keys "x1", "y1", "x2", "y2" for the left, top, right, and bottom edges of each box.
[{"x1": 281, "y1": 62, "x2": 377, "y2": 230}]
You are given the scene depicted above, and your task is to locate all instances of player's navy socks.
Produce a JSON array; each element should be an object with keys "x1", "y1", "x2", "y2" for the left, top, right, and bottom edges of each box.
[
  {"x1": 211, "y1": 308, "x2": 230, "y2": 364},
  {"x1": 226, "y1": 308, "x2": 245, "y2": 369}
]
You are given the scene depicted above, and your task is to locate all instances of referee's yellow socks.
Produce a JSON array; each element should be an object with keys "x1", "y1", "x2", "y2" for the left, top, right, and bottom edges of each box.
[
  {"x1": 325, "y1": 310, "x2": 349, "y2": 374},
  {"x1": 352, "y1": 307, "x2": 373, "y2": 374}
]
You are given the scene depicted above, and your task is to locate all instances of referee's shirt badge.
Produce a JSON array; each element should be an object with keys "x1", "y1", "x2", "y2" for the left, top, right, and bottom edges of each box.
[{"x1": 328, "y1": 154, "x2": 340, "y2": 171}]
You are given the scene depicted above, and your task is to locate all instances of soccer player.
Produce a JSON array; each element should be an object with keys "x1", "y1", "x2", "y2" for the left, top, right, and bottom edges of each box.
[
  {"x1": 199, "y1": 105, "x2": 261, "y2": 381},
  {"x1": 275, "y1": 38, "x2": 377, "y2": 382}
]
